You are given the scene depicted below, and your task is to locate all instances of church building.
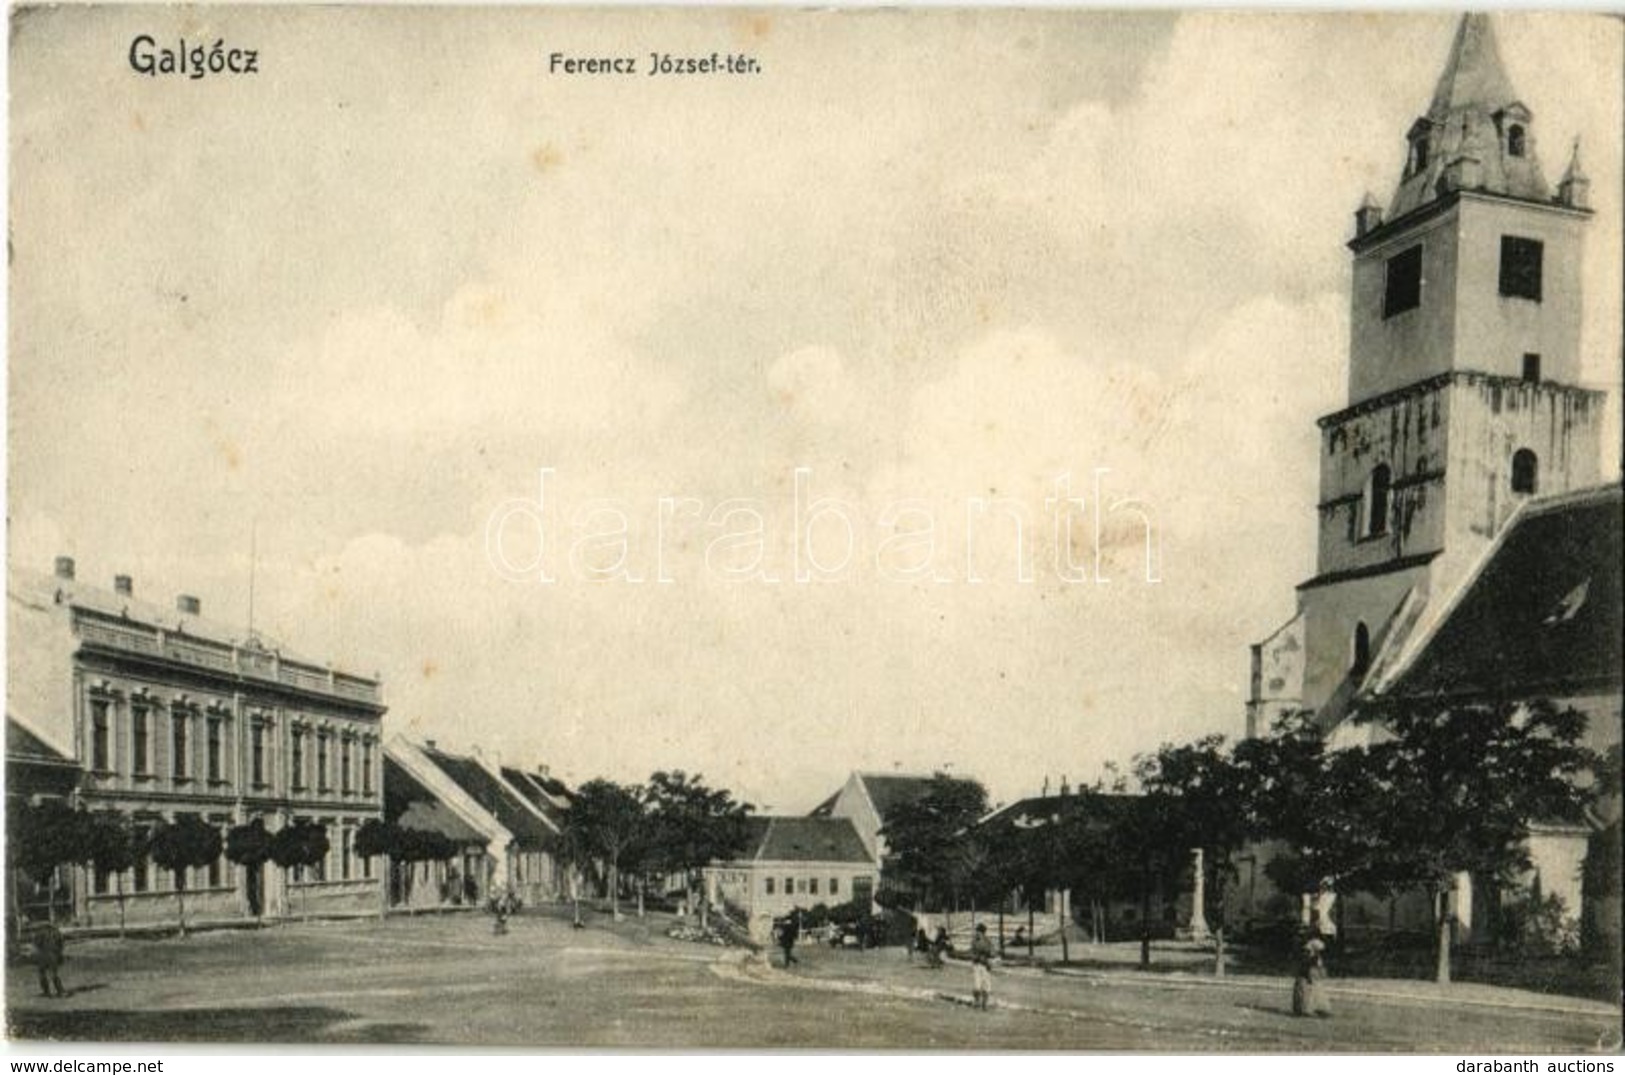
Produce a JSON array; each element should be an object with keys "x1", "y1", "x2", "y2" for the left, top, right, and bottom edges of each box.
[{"x1": 1244, "y1": 14, "x2": 1620, "y2": 946}]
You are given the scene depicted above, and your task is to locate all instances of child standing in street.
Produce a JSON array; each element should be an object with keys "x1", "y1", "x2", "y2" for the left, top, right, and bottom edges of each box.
[{"x1": 969, "y1": 923, "x2": 994, "y2": 1010}]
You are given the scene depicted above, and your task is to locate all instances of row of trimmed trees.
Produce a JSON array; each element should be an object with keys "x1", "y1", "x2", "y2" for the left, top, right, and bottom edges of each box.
[
  {"x1": 7, "y1": 803, "x2": 333, "y2": 935},
  {"x1": 552, "y1": 770, "x2": 754, "y2": 927},
  {"x1": 878, "y1": 698, "x2": 1608, "y2": 984}
]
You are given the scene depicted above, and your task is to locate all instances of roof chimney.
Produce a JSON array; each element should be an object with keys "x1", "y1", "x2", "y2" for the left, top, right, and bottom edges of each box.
[
  {"x1": 176, "y1": 594, "x2": 201, "y2": 615},
  {"x1": 54, "y1": 556, "x2": 76, "y2": 581},
  {"x1": 114, "y1": 575, "x2": 133, "y2": 596}
]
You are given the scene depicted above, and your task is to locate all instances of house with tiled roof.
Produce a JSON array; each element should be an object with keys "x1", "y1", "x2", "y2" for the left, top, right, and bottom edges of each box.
[
  {"x1": 499, "y1": 764, "x2": 571, "y2": 829},
  {"x1": 5, "y1": 716, "x2": 78, "y2": 804},
  {"x1": 377, "y1": 750, "x2": 490, "y2": 911},
  {"x1": 705, "y1": 815, "x2": 877, "y2": 920},
  {"x1": 386, "y1": 736, "x2": 566, "y2": 906}
]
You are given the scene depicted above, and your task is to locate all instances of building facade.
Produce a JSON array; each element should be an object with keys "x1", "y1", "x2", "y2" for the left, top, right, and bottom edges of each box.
[
  {"x1": 384, "y1": 736, "x2": 566, "y2": 907},
  {"x1": 7, "y1": 557, "x2": 386, "y2": 927},
  {"x1": 706, "y1": 816, "x2": 877, "y2": 922}
]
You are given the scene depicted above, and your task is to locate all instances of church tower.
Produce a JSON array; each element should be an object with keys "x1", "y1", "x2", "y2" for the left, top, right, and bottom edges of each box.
[{"x1": 1248, "y1": 14, "x2": 1606, "y2": 734}]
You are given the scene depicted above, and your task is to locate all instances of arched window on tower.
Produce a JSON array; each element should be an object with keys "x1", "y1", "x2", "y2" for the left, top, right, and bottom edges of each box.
[
  {"x1": 1507, "y1": 124, "x2": 1526, "y2": 158},
  {"x1": 1511, "y1": 449, "x2": 1539, "y2": 495},
  {"x1": 1351, "y1": 622, "x2": 1372, "y2": 678},
  {"x1": 1363, "y1": 464, "x2": 1392, "y2": 538}
]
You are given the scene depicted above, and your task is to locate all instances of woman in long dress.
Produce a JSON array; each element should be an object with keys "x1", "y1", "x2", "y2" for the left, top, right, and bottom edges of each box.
[{"x1": 1291, "y1": 933, "x2": 1331, "y2": 1017}]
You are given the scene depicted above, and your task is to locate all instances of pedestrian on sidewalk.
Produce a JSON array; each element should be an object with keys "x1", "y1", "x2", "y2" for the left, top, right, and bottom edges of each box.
[
  {"x1": 1291, "y1": 929, "x2": 1331, "y2": 1017},
  {"x1": 31, "y1": 921, "x2": 67, "y2": 998},
  {"x1": 970, "y1": 923, "x2": 995, "y2": 1010}
]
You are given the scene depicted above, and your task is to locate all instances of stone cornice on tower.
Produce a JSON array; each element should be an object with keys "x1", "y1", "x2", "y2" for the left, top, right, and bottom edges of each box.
[
  {"x1": 1348, "y1": 187, "x2": 1591, "y2": 255},
  {"x1": 1314, "y1": 368, "x2": 1608, "y2": 430}
]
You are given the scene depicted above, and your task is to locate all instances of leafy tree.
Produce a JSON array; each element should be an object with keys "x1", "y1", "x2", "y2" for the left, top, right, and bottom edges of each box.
[
  {"x1": 84, "y1": 811, "x2": 139, "y2": 936},
  {"x1": 148, "y1": 815, "x2": 223, "y2": 935},
  {"x1": 546, "y1": 824, "x2": 597, "y2": 927},
  {"x1": 1233, "y1": 715, "x2": 1390, "y2": 941},
  {"x1": 1100, "y1": 788, "x2": 1190, "y2": 970},
  {"x1": 1349, "y1": 697, "x2": 1596, "y2": 983},
  {"x1": 353, "y1": 819, "x2": 393, "y2": 863},
  {"x1": 354, "y1": 820, "x2": 459, "y2": 910},
  {"x1": 226, "y1": 818, "x2": 274, "y2": 867},
  {"x1": 353, "y1": 820, "x2": 457, "y2": 864},
  {"x1": 7, "y1": 800, "x2": 92, "y2": 931},
  {"x1": 226, "y1": 818, "x2": 276, "y2": 918},
  {"x1": 1048, "y1": 794, "x2": 1135, "y2": 949},
  {"x1": 1136, "y1": 734, "x2": 1256, "y2": 970},
  {"x1": 354, "y1": 819, "x2": 397, "y2": 916},
  {"x1": 878, "y1": 773, "x2": 988, "y2": 912},
  {"x1": 560, "y1": 779, "x2": 647, "y2": 921},
  {"x1": 986, "y1": 790, "x2": 1145, "y2": 964},
  {"x1": 270, "y1": 820, "x2": 330, "y2": 919},
  {"x1": 643, "y1": 770, "x2": 754, "y2": 929}
]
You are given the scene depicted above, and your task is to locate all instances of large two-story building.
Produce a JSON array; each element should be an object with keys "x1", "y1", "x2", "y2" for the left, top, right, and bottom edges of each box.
[{"x1": 7, "y1": 556, "x2": 386, "y2": 927}]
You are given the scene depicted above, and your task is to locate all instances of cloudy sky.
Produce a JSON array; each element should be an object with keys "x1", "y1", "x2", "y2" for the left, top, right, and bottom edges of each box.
[{"x1": 8, "y1": 8, "x2": 1621, "y2": 811}]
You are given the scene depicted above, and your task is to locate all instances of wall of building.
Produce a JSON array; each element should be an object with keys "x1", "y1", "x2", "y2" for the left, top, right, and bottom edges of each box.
[
  {"x1": 388, "y1": 855, "x2": 486, "y2": 911},
  {"x1": 1441, "y1": 377, "x2": 1605, "y2": 556},
  {"x1": 1348, "y1": 207, "x2": 1462, "y2": 404},
  {"x1": 1298, "y1": 565, "x2": 1430, "y2": 714},
  {"x1": 1452, "y1": 198, "x2": 1588, "y2": 386},
  {"x1": 1348, "y1": 196, "x2": 1589, "y2": 406},
  {"x1": 708, "y1": 861, "x2": 877, "y2": 920},
  {"x1": 829, "y1": 776, "x2": 884, "y2": 860},
  {"x1": 6, "y1": 589, "x2": 78, "y2": 754},
  {"x1": 1316, "y1": 384, "x2": 1451, "y2": 578},
  {"x1": 1246, "y1": 614, "x2": 1305, "y2": 739}
]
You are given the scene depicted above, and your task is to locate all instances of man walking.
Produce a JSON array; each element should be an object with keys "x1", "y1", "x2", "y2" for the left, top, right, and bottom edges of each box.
[
  {"x1": 779, "y1": 909, "x2": 801, "y2": 968},
  {"x1": 32, "y1": 921, "x2": 66, "y2": 998},
  {"x1": 969, "y1": 923, "x2": 994, "y2": 1010}
]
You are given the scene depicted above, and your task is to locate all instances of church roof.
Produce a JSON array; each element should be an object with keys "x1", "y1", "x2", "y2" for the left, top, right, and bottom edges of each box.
[{"x1": 1374, "y1": 483, "x2": 1623, "y2": 702}]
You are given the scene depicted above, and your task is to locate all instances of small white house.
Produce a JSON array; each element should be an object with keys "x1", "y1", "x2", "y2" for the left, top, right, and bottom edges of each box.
[{"x1": 707, "y1": 816, "x2": 877, "y2": 921}]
